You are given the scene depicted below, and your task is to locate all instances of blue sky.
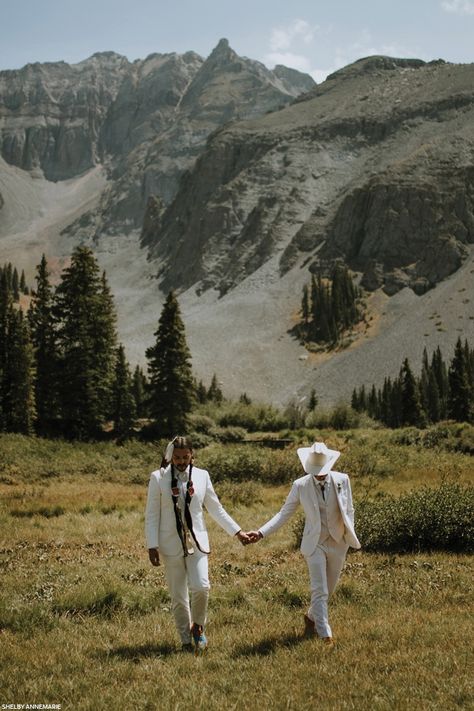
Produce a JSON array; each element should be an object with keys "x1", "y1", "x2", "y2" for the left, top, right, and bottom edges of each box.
[{"x1": 1, "y1": 0, "x2": 474, "y2": 81}]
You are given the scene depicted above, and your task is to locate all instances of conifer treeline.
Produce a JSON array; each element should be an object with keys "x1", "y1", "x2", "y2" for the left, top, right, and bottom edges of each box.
[
  {"x1": 0, "y1": 248, "x2": 148, "y2": 439},
  {"x1": 300, "y1": 263, "x2": 362, "y2": 345},
  {"x1": 352, "y1": 340, "x2": 474, "y2": 427},
  {"x1": 1, "y1": 263, "x2": 29, "y2": 301},
  {"x1": 0, "y1": 250, "x2": 226, "y2": 440}
]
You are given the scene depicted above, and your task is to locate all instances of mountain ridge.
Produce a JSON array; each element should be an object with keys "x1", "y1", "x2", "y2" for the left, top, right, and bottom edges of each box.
[{"x1": 1, "y1": 44, "x2": 474, "y2": 405}]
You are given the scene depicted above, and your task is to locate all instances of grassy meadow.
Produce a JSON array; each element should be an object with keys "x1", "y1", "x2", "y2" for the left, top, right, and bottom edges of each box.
[{"x1": 0, "y1": 430, "x2": 473, "y2": 711}]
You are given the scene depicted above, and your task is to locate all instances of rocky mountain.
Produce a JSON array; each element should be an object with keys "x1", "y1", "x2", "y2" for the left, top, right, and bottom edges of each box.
[
  {"x1": 145, "y1": 56, "x2": 474, "y2": 299},
  {"x1": 0, "y1": 39, "x2": 315, "y2": 241},
  {"x1": 1, "y1": 47, "x2": 474, "y2": 406}
]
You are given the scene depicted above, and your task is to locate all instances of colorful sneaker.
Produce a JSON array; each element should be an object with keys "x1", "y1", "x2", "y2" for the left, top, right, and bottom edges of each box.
[{"x1": 191, "y1": 623, "x2": 207, "y2": 656}]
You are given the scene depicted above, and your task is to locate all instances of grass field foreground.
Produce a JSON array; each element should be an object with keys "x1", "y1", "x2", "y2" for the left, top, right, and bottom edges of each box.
[{"x1": 0, "y1": 433, "x2": 472, "y2": 710}]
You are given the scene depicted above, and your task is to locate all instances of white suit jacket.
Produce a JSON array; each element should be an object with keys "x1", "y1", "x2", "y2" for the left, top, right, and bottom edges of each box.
[
  {"x1": 145, "y1": 465, "x2": 241, "y2": 555},
  {"x1": 259, "y1": 471, "x2": 361, "y2": 556}
]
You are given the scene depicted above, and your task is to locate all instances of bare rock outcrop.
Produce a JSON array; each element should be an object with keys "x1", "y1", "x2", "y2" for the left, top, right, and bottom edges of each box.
[
  {"x1": 144, "y1": 56, "x2": 474, "y2": 296},
  {"x1": 0, "y1": 52, "x2": 129, "y2": 180}
]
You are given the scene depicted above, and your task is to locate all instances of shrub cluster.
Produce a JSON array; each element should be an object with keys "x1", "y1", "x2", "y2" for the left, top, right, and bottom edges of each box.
[
  {"x1": 199, "y1": 444, "x2": 300, "y2": 485},
  {"x1": 391, "y1": 422, "x2": 474, "y2": 454},
  {"x1": 293, "y1": 484, "x2": 474, "y2": 553}
]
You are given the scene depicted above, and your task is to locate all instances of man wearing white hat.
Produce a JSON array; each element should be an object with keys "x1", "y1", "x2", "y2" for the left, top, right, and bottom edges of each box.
[{"x1": 247, "y1": 442, "x2": 360, "y2": 645}]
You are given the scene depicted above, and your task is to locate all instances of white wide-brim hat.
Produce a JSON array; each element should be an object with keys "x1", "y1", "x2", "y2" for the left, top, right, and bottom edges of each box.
[{"x1": 297, "y1": 442, "x2": 340, "y2": 476}]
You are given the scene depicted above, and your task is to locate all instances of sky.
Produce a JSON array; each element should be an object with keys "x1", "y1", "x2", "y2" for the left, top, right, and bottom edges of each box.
[{"x1": 1, "y1": 0, "x2": 474, "y2": 82}]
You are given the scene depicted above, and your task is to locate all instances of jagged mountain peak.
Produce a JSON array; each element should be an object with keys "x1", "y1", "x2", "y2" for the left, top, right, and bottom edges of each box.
[{"x1": 208, "y1": 38, "x2": 234, "y2": 59}]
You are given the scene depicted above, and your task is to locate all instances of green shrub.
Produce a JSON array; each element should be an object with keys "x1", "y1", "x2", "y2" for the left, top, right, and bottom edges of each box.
[
  {"x1": 338, "y1": 441, "x2": 403, "y2": 478},
  {"x1": 391, "y1": 422, "x2": 474, "y2": 454},
  {"x1": 188, "y1": 414, "x2": 216, "y2": 434},
  {"x1": 356, "y1": 484, "x2": 474, "y2": 553},
  {"x1": 214, "y1": 480, "x2": 263, "y2": 507},
  {"x1": 199, "y1": 444, "x2": 299, "y2": 485},
  {"x1": 187, "y1": 431, "x2": 213, "y2": 449},
  {"x1": 209, "y1": 426, "x2": 247, "y2": 443},
  {"x1": 215, "y1": 402, "x2": 287, "y2": 432},
  {"x1": 292, "y1": 484, "x2": 474, "y2": 553}
]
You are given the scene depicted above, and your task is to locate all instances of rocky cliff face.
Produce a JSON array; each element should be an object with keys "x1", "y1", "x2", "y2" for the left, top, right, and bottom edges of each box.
[
  {"x1": 0, "y1": 39, "x2": 315, "y2": 239},
  {"x1": 145, "y1": 56, "x2": 474, "y2": 296},
  {"x1": 0, "y1": 52, "x2": 129, "y2": 180}
]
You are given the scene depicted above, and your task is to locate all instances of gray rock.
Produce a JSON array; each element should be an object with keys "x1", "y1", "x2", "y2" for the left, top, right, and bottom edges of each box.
[{"x1": 144, "y1": 56, "x2": 474, "y2": 296}]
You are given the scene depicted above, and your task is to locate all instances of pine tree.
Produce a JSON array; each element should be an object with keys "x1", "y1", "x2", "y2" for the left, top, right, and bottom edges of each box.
[
  {"x1": 111, "y1": 345, "x2": 136, "y2": 439},
  {"x1": 54, "y1": 246, "x2": 118, "y2": 439},
  {"x1": 301, "y1": 284, "x2": 310, "y2": 326},
  {"x1": 308, "y1": 388, "x2": 318, "y2": 411},
  {"x1": 5, "y1": 263, "x2": 12, "y2": 291},
  {"x1": 12, "y1": 268, "x2": 19, "y2": 301},
  {"x1": 380, "y1": 377, "x2": 393, "y2": 426},
  {"x1": 351, "y1": 387, "x2": 360, "y2": 411},
  {"x1": 419, "y1": 348, "x2": 431, "y2": 421},
  {"x1": 132, "y1": 365, "x2": 148, "y2": 417},
  {"x1": 207, "y1": 373, "x2": 223, "y2": 404},
  {"x1": 0, "y1": 270, "x2": 11, "y2": 429},
  {"x1": 367, "y1": 384, "x2": 379, "y2": 420},
  {"x1": 431, "y1": 347, "x2": 449, "y2": 419},
  {"x1": 195, "y1": 379, "x2": 208, "y2": 404},
  {"x1": 29, "y1": 255, "x2": 59, "y2": 435},
  {"x1": 3, "y1": 307, "x2": 36, "y2": 433},
  {"x1": 448, "y1": 338, "x2": 472, "y2": 422},
  {"x1": 400, "y1": 358, "x2": 426, "y2": 427},
  {"x1": 389, "y1": 377, "x2": 403, "y2": 428},
  {"x1": 331, "y1": 263, "x2": 345, "y2": 329},
  {"x1": 426, "y1": 368, "x2": 441, "y2": 423},
  {"x1": 146, "y1": 291, "x2": 194, "y2": 437},
  {"x1": 20, "y1": 270, "x2": 26, "y2": 294}
]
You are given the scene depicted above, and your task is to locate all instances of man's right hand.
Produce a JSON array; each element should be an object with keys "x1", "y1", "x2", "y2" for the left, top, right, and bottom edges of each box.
[{"x1": 148, "y1": 548, "x2": 160, "y2": 566}]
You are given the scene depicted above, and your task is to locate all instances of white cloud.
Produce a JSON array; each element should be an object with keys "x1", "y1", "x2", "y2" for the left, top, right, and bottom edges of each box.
[
  {"x1": 441, "y1": 0, "x2": 474, "y2": 13},
  {"x1": 263, "y1": 24, "x2": 422, "y2": 85},
  {"x1": 269, "y1": 19, "x2": 316, "y2": 52}
]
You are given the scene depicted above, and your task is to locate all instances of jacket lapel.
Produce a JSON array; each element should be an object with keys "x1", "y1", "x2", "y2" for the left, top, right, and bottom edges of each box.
[{"x1": 304, "y1": 473, "x2": 319, "y2": 510}]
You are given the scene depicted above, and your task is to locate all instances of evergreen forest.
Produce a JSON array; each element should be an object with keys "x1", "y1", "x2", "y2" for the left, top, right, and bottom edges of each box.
[
  {"x1": 352, "y1": 341, "x2": 474, "y2": 427},
  {"x1": 299, "y1": 263, "x2": 363, "y2": 347},
  {"x1": 1, "y1": 249, "x2": 473, "y2": 441}
]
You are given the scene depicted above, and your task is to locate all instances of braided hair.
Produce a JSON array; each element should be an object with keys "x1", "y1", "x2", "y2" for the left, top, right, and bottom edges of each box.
[{"x1": 160, "y1": 435, "x2": 194, "y2": 468}]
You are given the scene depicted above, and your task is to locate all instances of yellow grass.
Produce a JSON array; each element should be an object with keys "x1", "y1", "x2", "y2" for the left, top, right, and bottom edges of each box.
[{"x1": 0, "y1": 435, "x2": 473, "y2": 710}]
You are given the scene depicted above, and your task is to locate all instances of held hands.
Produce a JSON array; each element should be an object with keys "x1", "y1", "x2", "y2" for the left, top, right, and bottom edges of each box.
[
  {"x1": 236, "y1": 530, "x2": 251, "y2": 545},
  {"x1": 236, "y1": 530, "x2": 263, "y2": 546}
]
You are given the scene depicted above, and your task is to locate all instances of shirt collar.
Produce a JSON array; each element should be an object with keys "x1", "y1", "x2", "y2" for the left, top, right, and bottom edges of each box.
[{"x1": 176, "y1": 467, "x2": 190, "y2": 483}]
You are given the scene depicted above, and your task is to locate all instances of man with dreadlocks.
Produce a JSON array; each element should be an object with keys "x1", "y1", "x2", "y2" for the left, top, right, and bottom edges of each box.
[{"x1": 145, "y1": 436, "x2": 249, "y2": 654}]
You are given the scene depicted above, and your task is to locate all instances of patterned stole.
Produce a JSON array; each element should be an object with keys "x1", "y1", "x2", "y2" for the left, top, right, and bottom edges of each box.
[{"x1": 171, "y1": 464, "x2": 210, "y2": 556}]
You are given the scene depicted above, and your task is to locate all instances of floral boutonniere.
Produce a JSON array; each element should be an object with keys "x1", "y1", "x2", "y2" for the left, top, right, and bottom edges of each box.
[
  {"x1": 187, "y1": 482, "x2": 195, "y2": 497},
  {"x1": 337, "y1": 483, "x2": 342, "y2": 494}
]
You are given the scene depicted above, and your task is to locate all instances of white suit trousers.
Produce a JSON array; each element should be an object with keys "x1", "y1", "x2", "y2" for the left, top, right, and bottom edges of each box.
[
  {"x1": 161, "y1": 550, "x2": 210, "y2": 644},
  {"x1": 305, "y1": 538, "x2": 349, "y2": 638}
]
